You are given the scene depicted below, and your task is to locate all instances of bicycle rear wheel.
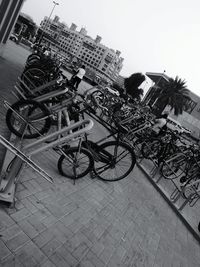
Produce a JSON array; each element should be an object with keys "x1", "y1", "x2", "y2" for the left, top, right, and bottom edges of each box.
[
  {"x1": 6, "y1": 99, "x2": 51, "y2": 139},
  {"x1": 21, "y1": 67, "x2": 47, "y2": 94},
  {"x1": 93, "y1": 141, "x2": 136, "y2": 181},
  {"x1": 141, "y1": 138, "x2": 162, "y2": 160},
  {"x1": 57, "y1": 147, "x2": 94, "y2": 179},
  {"x1": 160, "y1": 153, "x2": 187, "y2": 179}
]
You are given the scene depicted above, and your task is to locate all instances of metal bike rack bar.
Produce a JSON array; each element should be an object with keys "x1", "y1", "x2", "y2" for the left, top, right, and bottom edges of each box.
[
  {"x1": 13, "y1": 75, "x2": 67, "y2": 100},
  {"x1": 0, "y1": 118, "x2": 93, "y2": 204},
  {"x1": 25, "y1": 119, "x2": 94, "y2": 155},
  {"x1": 0, "y1": 135, "x2": 54, "y2": 203}
]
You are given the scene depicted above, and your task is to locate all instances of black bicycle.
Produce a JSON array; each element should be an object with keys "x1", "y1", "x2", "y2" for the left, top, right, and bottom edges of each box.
[{"x1": 57, "y1": 98, "x2": 136, "y2": 182}]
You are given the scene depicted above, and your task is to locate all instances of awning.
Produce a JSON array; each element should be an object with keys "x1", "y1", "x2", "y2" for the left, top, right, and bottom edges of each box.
[{"x1": 145, "y1": 72, "x2": 170, "y2": 84}]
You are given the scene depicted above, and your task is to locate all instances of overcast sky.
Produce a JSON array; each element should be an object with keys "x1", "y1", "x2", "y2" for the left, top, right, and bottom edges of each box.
[{"x1": 21, "y1": 0, "x2": 200, "y2": 96}]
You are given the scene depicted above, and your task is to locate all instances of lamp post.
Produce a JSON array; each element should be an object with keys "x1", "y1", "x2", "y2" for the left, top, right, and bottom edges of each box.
[
  {"x1": 38, "y1": 1, "x2": 59, "y2": 44},
  {"x1": 44, "y1": 1, "x2": 59, "y2": 31}
]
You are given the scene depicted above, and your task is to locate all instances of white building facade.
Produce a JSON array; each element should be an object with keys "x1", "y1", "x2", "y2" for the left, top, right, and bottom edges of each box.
[{"x1": 40, "y1": 16, "x2": 124, "y2": 83}]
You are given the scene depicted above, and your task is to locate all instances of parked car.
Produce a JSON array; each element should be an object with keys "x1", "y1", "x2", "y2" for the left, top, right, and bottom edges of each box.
[{"x1": 9, "y1": 33, "x2": 18, "y2": 42}]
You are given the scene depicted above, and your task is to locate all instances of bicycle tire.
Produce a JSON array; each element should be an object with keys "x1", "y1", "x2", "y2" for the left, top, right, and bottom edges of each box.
[
  {"x1": 57, "y1": 147, "x2": 94, "y2": 179},
  {"x1": 182, "y1": 174, "x2": 200, "y2": 199},
  {"x1": 6, "y1": 99, "x2": 51, "y2": 139},
  {"x1": 21, "y1": 67, "x2": 47, "y2": 91},
  {"x1": 141, "y1": 138, "x2": 162, "y2": 160},
  {"x1": 93, "y1": 141, "x2": 136, "y2": 182},
  {"x1": 160, "y1": 153, "x2": 187, "y2": 179}
]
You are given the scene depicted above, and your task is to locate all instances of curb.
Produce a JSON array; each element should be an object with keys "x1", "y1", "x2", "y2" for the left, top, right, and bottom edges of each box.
[{"x1": 137, "y1": 162, "x2": 200, "y2": 244}]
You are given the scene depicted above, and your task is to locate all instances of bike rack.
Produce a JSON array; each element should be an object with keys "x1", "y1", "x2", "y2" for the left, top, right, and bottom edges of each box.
[
  {"x1": 0, "y1": 118, "x2": 93, "y2": 204},
  {"x1": 13, "y1": 74, "x2": 69, "y2": 100}
]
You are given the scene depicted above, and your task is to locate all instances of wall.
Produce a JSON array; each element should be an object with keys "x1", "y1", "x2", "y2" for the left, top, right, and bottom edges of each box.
[{"x1": 0, "y1": 0, "x2": 24, "y2": 52}]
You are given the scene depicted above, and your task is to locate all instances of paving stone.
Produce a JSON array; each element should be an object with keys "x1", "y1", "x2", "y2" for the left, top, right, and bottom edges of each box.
[
  {"x1": 49, "y1": 251, "x2": 70, "y2": 267},
  {"x1": 0, "y1": 239, "x2": 12, "y2": 261},
  {"x1": 34, "y1": 189, "x2": 52, "y2": 201},
  {"x1": 40, "y1": 259, "x2": 56, "y2": 267},
  {"x1": 14, "y1": 240, "x2": 47, "y2": 266},
  {"x1": 0, "y1": 224, "x2": 22, "y2": 242},
  {"x1": 0, "y1": 209, "x2": 15, "y2": 231},
  {"x1": 41, "y1": 238, "x2": 63, "y2": 257},
  {"x1": 16, "y1": 189, "x2": 34, "y2": 200},
  {"x1": 33, "y1": 228, "x2": 55, "y2": 248},
  {"x1": 17, "y1": 219, "x2": 39, "y2": 239},
  {"x1": 32, "y1": 208, "x2": 52, "y2": 221},
  {"x1": 72, "y1": 241, "x2": 90, "y2": 261},
  {"x1": 82, "y1": 250, "x2": 105, "y2": 267},
  {"x1": 26, "y1": 194, "x2": 46, "y2": 210},
  {"x1": 130, "y1": 244, "x2": 155, "y2": 267},
  {"x1": 41, "y1": 214, "x2": 58, "y2": 227},
  {"x1": 54, "y1": 245, "x2": 78, "y2": 266},
  {"x1": 10, "y1": 208, "x2": 31, "y2": 222},
  {"x1": 20, "y1": 197, "x2": 38, "y2": 213},
  {"x1": 5, "y1": 231, "x2": 29, "y2": 252},
  {"x1": 0, "y1": 255, "x2": 22, "y2": 267},
  {"x1": 26, "y1": 213, "x2": 47, "y2": 233}
]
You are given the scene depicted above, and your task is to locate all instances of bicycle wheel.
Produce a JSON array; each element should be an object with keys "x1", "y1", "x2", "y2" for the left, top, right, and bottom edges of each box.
[
  {"x1": 182, "y1": 174, "x2": 200, "y2": 199},
  {"x1": 21, "y1": 67, "x2": 47, "y2": 92},
  {"x1": 93, "y1": 141, "x2": 136, "y2": 181},
  {"x1": 141, "y1": 138, "x2": 162, "y2": 160},
  {"x1": 57, "y1": 147, "x2": 94, "y2": 179},
  {"x1": 6, "y1": 99, "x2": 51, "y2": 139},
  {"x1": 160, "y1": 153, "x2": 187, "y2": 179}
]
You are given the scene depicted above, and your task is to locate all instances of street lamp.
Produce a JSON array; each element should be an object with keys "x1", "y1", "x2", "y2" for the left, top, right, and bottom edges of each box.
[
  {"x1": 44, "y1": 1, "x2": 59, "y2": 32},
  {"x1": 39, "y1": 1, "x2": 59, "y2": 44}
]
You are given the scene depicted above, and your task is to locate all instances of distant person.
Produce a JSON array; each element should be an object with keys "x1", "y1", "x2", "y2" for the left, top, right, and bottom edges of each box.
[
  {"x1": 151, "y1": 113, "x2": 168, "y2": 136},
  {"x1": 71, "y1": 65, "x2": 86, "y2": 90}
]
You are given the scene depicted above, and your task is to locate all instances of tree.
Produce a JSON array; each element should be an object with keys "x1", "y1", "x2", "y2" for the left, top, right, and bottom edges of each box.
[
  {"x1": 154, "y1": 76, "x2": 190, "y2": 116},
  {"x1": 124, "y1": 72, "x2": 145, "y2": 100}
]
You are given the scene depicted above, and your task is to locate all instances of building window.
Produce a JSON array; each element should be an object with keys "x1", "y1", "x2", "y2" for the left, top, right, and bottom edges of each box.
[{"x1": 184, "y1": 99, "x2": 197, "y2": 113}]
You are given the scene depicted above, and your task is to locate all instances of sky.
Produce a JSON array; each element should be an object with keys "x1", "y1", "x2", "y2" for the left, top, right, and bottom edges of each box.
[{"x1": 21, "y1": 0, "x2": 200, "y2": 96}]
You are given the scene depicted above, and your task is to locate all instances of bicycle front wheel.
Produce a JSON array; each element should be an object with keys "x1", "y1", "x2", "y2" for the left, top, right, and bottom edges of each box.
[
  {"x1": 57, "y1": 147, "x2": 94, "y2": 179},
  {"x1": 6, "y1": 99, "x2": 51, "y2": 139},
  {"x1": 93, "y1": 141, "x2": 136, "y2": 182}
]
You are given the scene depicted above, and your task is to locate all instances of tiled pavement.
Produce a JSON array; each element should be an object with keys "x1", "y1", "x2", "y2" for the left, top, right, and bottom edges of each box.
[{"x1": 0, "y1": 42, "x2": 200, "y2": 266}]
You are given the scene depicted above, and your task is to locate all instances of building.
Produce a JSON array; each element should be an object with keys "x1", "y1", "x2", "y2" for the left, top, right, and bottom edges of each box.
[
  {"x1": 13, "y1": 13, "x2": 37, "y2": 42},
  {"x1": 144, "y1": 72, "x2": 200, "y2": 138},
  {"x1": 115, "y1": 74, "x2": 125, "y2": 88},
  {"x1": 0, "y1": 0, "x2": 25, "y2": 54},
  {"x1": 38, "y1": 15, "x2": 124, "y2": 84}
]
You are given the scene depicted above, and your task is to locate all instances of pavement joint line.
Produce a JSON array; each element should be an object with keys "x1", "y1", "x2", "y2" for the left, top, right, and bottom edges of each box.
[{"x1": 136, "y1": 161, "x2": 200, "y2": 245}]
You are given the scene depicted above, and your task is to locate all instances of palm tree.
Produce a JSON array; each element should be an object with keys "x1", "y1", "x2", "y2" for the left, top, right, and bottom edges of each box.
[
  {"x1": 154, "y1": 76, "x2": 190, "y2": 116},
  {"x1": 124, "y1": 72, "x2": 145, "y2": 101}
]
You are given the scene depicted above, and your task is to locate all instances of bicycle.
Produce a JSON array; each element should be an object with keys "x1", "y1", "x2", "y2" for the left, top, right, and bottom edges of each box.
[
  {"x1": 5, "y1": 86, "x2": 75, "y2": 139},
  {"x1": 141, "y1": 130, "x2": 184, "y2": 163},
  {"x1": 44, "y1": 93, "x2": 136, "y2": 182},
  {"x1": 160, "y1": 143, "x2": 200, "y2": 180}
]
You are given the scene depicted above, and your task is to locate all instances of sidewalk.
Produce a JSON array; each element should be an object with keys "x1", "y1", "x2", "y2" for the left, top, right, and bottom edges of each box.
[
  {"x1": 0, "y1": 41, "x2": 30, "y2": 171},
  {"x1": 0, "y1": 42, "x2": 200, "y2": 266}
]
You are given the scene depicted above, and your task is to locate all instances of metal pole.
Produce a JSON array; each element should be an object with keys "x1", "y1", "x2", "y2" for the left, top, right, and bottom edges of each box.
[{"x1": 39, "y1": 1, "x2": 59, "y2": 44}]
